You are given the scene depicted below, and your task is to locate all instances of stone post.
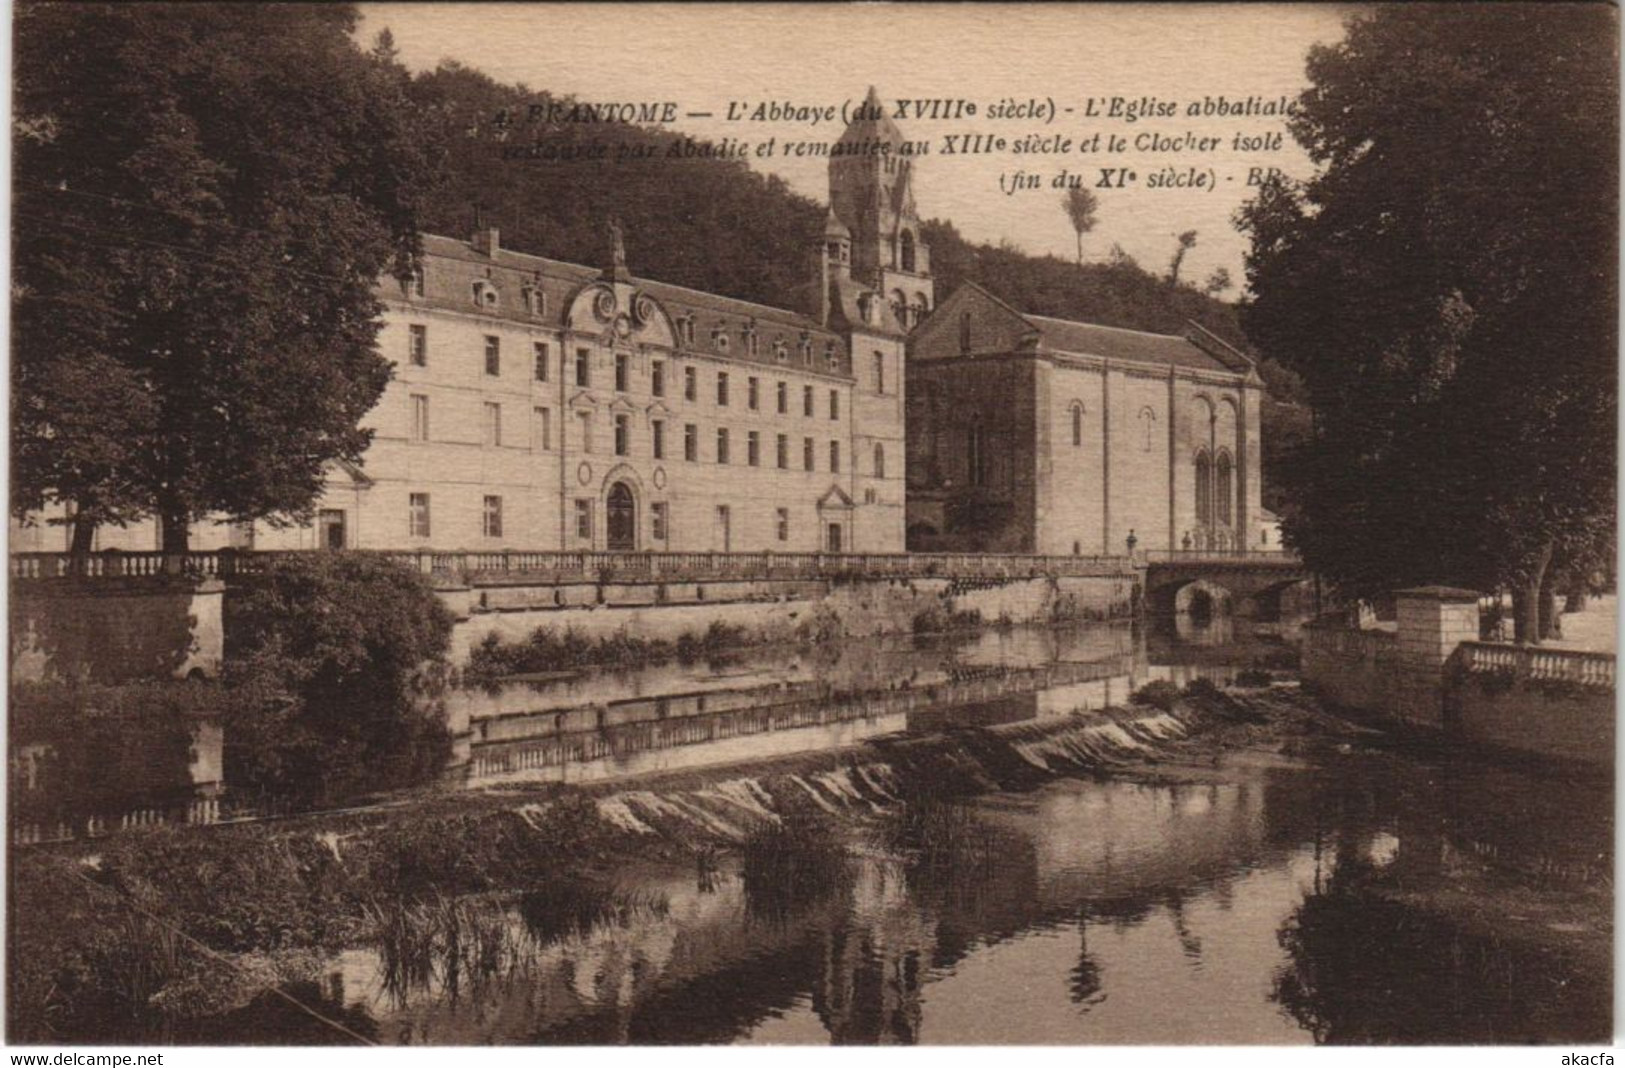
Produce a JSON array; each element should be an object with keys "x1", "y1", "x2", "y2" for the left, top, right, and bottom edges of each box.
[{"x1": 1393, "y1": 586, "x2": 1480, "y2": 728}]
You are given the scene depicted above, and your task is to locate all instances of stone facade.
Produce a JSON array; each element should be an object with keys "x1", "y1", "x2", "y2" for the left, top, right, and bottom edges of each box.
[
  {"x1": 15, "y1": 90, "x2": 929, "y2": 556},
  {"x1": 904, "y1": 283, "x2": 1265, "y2": 555}
]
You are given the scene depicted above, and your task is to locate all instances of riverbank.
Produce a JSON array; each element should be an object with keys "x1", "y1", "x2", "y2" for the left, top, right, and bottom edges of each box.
[{"x1": 9, "y1": 678, "x2": 1609, "y2": 1043}]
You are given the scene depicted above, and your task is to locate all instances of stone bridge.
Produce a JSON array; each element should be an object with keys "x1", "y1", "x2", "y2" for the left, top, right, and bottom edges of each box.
[{"x1": 1140, "y1": 550, "x2": 1312, "y2": 620}]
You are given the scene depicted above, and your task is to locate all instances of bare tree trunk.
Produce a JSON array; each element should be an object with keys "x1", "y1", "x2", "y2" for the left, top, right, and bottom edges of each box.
[
  {"x1": 68, "y1": 514, "x2": 95, "y2": 555},
  {"x1": 159, "y1": 501, "x2": 190, "y2": 555},
  {"x1": 1514, "y1": 540, "x2": 1555, "y2": 645},
  {"x1": 1076, "y1": 231, "x2": 1083, "y2": 265}
]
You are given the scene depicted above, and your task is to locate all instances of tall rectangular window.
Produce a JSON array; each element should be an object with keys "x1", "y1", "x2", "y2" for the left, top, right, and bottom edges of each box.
[
  {"x1": 803, "y1": 437, "x2": 815, "y2": 471},
  {"x1": 575, "y1": 499, "x2": 592, "y2": 541},
  {"x1": 651, "y1": 502, "x2": 668, "y2": 542},
  {"x1": 484, "y1": 336, "x2": 500, "y2": 377},
  {"x1": 652, "y1": 360, "x2": 665, "y2": 397},
  {"x1": 408, "y1": 324, "x2": 427, "y2": 367},
  {"x1": 533, "y1": 342, "x2": 549, "y2": 381},
  {"x1": 409, "y1": 493, "x2": 431, "y2": 538},
  {"x1": 652, "y1": 419, "x2": 665, "y2": 460},
  {"x1": 484, "y1": 402, "x2": 502, "y2": 447},
  {"x1": 716, "y1": 427, "x2": 730, "y2": 464},
  {"x1": 829, "y1": 440, "x2": 841, "y2": 473},
  {"x1": 776, "y1": 508, "x2": 789, "y2": 542},
  {"x1": 410, "y1": 394, "x2": 430, "y2": 442},
  {"x1": 578, "y1": 411, "x2": 593, "y2": 453},
  {"x1": 411, "y1": 267, "x2": 425, "y2": 298},
  {"x1": 533, "y1": 406, "x2": 551, "y2": 450},
  {"x1": 776, "y1": 433, "x2": 788, "y2": 469},
  {"x1": 575, "y1": 348, "x2": 590, "y2": 387},
  {"x1": 748, "y1": 376, "x2": 759, "y2": 410},
  {"x1": 874, "y1": 351, "x2": 885, "y2": 393},
  {"x1": 615, "y1": 353, "x2": 629, "y2": 392},
  {"x1": 803, "y1": 385, "x2": 814, "y2": 417},
  {"x1": 684, "y1": 423, "x2": 698, "y2": 462},
  {"x1": 482, "y1": 495, "x2": 503, "y2": 539},
  {"x1": 717, "y1": 372, "x2": 730, "y2": 407},
  {"x1": 747, "y1": 430, "x2": 760, "y2": 467},
  {"x1": 614, "y1": 413, "x2": 629, "y2": 456},
  {"x1": 777, "y1": 381, "x2": 788, "y2": 414},
  {"x1": 830, "y1": 390, "x2": 840, "y2": 420},
  {"x1": 684, "y1": 366, "x2": 697, "y2": 401}
]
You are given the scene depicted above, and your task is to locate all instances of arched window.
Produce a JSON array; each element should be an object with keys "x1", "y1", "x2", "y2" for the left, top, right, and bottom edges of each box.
[
  {"x1": 874, "y1": 442, "x2": 886, "y2": 479},
  {"x1": 890, "y1": 288, "x2": 907, "y2": 325},
  {"x1": 1139, "y1": 407, "x2": 1157, "y2": 451},
  {"x1": 1070, "y1": 402, "x2": 1084, "y2": 447},
  {"x1": 1216, "y1": 451, "x2": 1234, "y2": 526},
  {"x1": 1195, "y1": 450, "x2": 1212, "y2": 527},
  {"x1": 912, "y1": 292, "x2": 929, "y2": 326},
  {"x1": 900, "y1": 230, "x2": 917, "y2": 272}
]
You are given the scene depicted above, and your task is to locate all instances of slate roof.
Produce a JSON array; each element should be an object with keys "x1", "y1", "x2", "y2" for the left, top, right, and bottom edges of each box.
[
  {"x1": 400, "y1": 233, "x2": 850, "y2": 376},
  {"x1": 1023, "y1": 314, "x2": 1234, "y2": 373}
]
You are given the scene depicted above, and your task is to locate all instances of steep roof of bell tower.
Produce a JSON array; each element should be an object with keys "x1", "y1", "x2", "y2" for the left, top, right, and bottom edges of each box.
[{"x1": 836, "y1": 86, "x2": 905, "y2": 149}]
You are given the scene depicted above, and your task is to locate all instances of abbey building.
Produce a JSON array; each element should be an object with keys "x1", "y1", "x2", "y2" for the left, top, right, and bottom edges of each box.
[{"x1": 15, "y1": 89, "x2": 927, "y2": 556}]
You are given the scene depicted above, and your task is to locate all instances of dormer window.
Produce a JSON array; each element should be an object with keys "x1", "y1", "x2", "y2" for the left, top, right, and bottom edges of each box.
[
  {"x1": 677, "y1": 316, "x2": 695, "y2": 346},
  {"x1": 522, "y1": 285, "x2": 544, "y2": 317},
  {"x1": 744, "y1": 321, "x2": 759, "y2": 358},
  {"x1": 797, "y1": 333, "x2": 812, "y2": 362},
  {"x1": 712, "y1": 324, "x2": 730, "y2": 354},
  {"x1": 825, "y1": 341, "x2": 839, "y2": 369},
  {"x1": 472, "y1": 280, "x2": 499, "y2": 310},
  {"x1": 409, "y1": 266, "x2": 425, "y2": 298},
  {"x1": 773, "y1": 339, "x2": 788, "y2": 363}
]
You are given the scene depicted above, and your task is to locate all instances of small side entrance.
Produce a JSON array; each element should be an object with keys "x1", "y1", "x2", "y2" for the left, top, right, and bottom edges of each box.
[
  {"x1": 607, "y1": 482, "x2": 636, "y2": 551},
  {"x1": 825, "y1": 522, "x2": 843, "y2": 553}
]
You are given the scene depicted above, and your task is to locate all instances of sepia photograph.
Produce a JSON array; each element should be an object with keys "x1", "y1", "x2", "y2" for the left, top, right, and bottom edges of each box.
[{"x1": 5, "y1": 0, "x2": 1617, "y2": 1049}]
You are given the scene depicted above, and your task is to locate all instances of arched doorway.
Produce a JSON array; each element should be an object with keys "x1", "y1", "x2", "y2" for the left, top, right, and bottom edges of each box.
[{"x1": 606, "y1": 482, "x2": 636, "y2": 550}]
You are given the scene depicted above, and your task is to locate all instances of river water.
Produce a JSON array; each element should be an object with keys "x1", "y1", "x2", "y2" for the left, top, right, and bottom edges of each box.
[{"x1": 146, "y1": 619, "x2": 1608, "y2": 1045}]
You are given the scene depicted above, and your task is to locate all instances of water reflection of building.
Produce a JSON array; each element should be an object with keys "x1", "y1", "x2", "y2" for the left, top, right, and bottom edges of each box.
[{"x1": 457, "y1": 620, "x2": 1283, "y2": 786}]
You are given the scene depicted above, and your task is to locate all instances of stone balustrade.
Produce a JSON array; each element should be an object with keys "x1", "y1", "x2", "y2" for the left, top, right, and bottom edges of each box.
[
  {"x1": 11, "y1": 548, "x2": 1137, "y2": 584},
  {"x1": 1458, "y1": 641, "x2": 1615, "y2": 690}
]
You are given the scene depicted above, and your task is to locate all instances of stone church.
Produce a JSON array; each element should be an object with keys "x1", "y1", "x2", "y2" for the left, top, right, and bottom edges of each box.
[{"x1": 904, "y1": 284, "x2": 1266, "y2": 556}]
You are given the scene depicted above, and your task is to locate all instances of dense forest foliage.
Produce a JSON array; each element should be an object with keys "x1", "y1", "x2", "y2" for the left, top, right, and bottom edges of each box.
[{"x1": 404, "y1": 60, "x2": 1309, "y2": 508}]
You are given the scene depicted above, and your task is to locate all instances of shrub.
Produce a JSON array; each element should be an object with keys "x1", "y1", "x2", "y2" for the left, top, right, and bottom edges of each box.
[
  {"x1": 1184, "y1": 677, "x2": 1224, "y2": 700},
  {"x1": 224, "y1": 553, "x2": 456, "y2": 804},
  {"x1": 1130, "y1": 679, "x2": 1181, "y2": 711},
  {"x1": 1234, "y1": 668, "x2": 1274, "y2": 688}
]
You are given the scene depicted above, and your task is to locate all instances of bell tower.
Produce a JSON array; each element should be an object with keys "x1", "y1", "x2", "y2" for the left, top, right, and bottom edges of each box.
[{"x1": 829, "y1": 87, "x2": 933, "y2": 330}]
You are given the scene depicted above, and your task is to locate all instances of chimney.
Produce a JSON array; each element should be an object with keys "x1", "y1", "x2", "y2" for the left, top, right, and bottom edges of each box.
[{"x1": 472, "y1": 226, "x2": 500, "y2": 258}]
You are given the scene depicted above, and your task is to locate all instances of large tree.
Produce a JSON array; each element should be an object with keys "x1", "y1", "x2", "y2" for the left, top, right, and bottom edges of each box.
[
  {"x1": 1237, "y1": 5, "x2": 1616, "y2": 640},
  {"x1": 13, "y1": 3, "x2": 432, "y2": 551}
]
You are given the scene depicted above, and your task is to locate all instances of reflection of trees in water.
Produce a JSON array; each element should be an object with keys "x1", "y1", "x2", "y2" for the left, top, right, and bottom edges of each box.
[
  {"x1": 1271, "y1": 856, "x2": 1610, "y2": 1044},
  {"x1": 1068, "y1": 911, "x2": 1105, "y2": 1010},
  {"x1": 740, "y1": 815, "x2": 853, "y2": 923}
]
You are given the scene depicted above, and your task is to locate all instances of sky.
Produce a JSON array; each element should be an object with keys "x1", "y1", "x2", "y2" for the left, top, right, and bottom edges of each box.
[{"x1": 356, "y1": 3, "x2": 1351, "y2": 294}]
